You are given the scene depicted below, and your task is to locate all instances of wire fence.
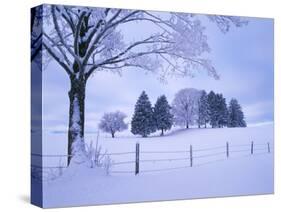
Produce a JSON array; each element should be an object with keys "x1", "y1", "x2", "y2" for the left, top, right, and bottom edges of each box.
[{"x1": 31, "y1": 141, "x2": 272, "y2": 179}]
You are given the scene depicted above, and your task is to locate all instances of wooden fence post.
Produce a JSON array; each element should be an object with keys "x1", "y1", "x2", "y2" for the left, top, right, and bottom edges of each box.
[
  {"x1": 190, "y1": 145, "x2": 193, "y2": 167},
  {"x1": 226, "y1": 142, "x2": 229, "y2": 158},
  {"x1": 267, "y1": 142, "x2": 270, "y2": 153},
  {"x1": 135, "y1": 143, "x2": 140, "y2": 175},
  {"x1": 251, "y1": 141, "x2": 254, "y2": 155}
]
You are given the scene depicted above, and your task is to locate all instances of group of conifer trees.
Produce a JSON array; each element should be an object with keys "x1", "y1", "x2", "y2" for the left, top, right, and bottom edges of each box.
[{"x1": 131, "y1": 89, "x2": 246, "y2": 137}]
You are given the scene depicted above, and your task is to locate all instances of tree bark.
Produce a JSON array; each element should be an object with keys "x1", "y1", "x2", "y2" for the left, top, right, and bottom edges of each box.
[
  {"x1": 161, "y1": 128, "x2": 164, "y2": 136},
  {"x1": 67, "y1": 77, "x2": 86, "y2": 165},
  {"x1": 111, "y1": 130, "x2": 115, "y2": 138},
  {"x1": 186, "y1": 122, "x2": 189, "y2": 129}
]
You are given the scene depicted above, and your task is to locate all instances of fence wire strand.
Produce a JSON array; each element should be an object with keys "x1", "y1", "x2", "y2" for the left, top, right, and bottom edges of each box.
[
  {"x1": 140, "y1": 150, "x2": 187, "y2": 154},
  {"x1": 193, "y1": 146, "x2": 225, "y2": 152},
  {"x1": 140, "y1": 157, "x2": 190, "y2": 163},
  {"x1": 111, "y1": 160, "x2": 135, "y2": 165},
  {"x1": 140, "y1": 165, "x2": 190, "y2": 173}
]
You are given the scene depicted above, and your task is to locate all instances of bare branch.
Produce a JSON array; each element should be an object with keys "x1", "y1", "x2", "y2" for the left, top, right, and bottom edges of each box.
[
  {"x1": 42, "y1": 42, "x2": 72, "y2": 76},
  {"x1": 85, "y1": 48, "x2": 168, "y2": 79},
  {"x1": 73, "y1": 11, "x2": 87, "y2": 55},
  {"x1": 51, "y1": 6, "x2": 81, "y2": 66},
  {"x1": 56, "y1": 6, "x2": 75, "y2": 34},
  {"x1": 100, "y1": 34, "x2": 171, "y2": 62},
  {"x1": 83, "y1": 8, "x2": 111, "y2": 55},
  {"x1": 43, "y1": 32, "x2": 71, "y2": 66},
  {"x1": 83, "y1": 10, "x2": 141, "y2": 65}
]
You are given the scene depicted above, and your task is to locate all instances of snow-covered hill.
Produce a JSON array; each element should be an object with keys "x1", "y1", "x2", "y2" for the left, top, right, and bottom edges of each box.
[{"x1": 42, "y1": 124, "x2": 274, "y2": 208}]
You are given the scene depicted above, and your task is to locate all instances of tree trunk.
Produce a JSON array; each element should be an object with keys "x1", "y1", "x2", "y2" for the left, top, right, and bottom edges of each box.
[
  {"x1": 205, "y1": 122, "x2": 207, "y2": 128},
  {"x1": 186, "y1": 122, "x2": 189, "y2": 129},
  {"x1": 67, "y1": 77, "x2": 86, "y2": 166},
  {"x1": 111, "y1": 131, "x2": 115, "y2": 138},
  {"x1": 161, "y1": 128, "x2": 164, "y2": 136}
]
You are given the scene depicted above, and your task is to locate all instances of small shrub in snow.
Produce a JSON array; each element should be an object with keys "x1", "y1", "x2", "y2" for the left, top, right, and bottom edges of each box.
[
  {"x1": 103, "y1": 156, "x2": 114, "y2": 176},
  {"x1": 85, "y1": 139, "x2": 107, "y2": 168},
  {"x1": 84, "y1": 133, "x2": 114, "y2": 175}
]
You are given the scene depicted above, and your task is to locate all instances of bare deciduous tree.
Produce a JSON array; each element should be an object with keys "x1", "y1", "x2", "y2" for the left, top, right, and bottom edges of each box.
[
  {"x1": 172, "y1": 88, "x2": 202, "y2": 128},
  {"x1": 98, "y1": 111, "x2": 128, "y2": 138}
]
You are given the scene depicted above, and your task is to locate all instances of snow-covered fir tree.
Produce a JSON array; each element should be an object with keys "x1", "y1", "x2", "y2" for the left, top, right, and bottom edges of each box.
[
  {"x1": 98, "y1": 111, "x2": 128, "y2": 138},
  {"x1": 198, "y1": 90, "x2": 209, "y2": 128},
  {"x1": 153, "y1": 95, "x2": 173, "y2": 136},
  {"x1": 131, "y1": 91, "x2": 156, "y2": 137},
  {"x1": 207, "y1": 91, "x2": 219, "y2": 128},
  {"x1": 172, "y1": 88, "x2": 202, "y2": 129},
  {"x1": 207, "y1": 91, "x2": 228, "y2": 128},
  {"x1": 228, "y1": 98, "x2": 247, "y2": 127},
  {"x1": 216, "y1": 94, "x2": 228, "y2": 128}
]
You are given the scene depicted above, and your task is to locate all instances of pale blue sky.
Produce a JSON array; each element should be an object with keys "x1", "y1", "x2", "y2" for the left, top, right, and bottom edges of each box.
[{"x1": 42, "y1": 10, "x2": 274, "y2": 132}]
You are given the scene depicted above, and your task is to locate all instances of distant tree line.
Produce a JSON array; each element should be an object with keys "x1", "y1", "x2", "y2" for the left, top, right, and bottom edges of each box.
[
  {"x1": 172, "y1": 88, "x2": 246, "y2": 130},
  {"x1": 98, "y1": 88, "x2": 246, "y2": 138}
]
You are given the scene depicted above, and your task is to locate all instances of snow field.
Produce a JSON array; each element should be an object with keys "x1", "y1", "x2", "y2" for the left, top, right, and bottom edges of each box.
[{"x1": 42, "y1": 124, "x2": 274, "y2": 207}]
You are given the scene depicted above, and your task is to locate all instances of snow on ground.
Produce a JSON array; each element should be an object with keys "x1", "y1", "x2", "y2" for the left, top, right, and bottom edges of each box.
[{"x1": 42, "y1": 124, "x2": 274, "y2": 208}]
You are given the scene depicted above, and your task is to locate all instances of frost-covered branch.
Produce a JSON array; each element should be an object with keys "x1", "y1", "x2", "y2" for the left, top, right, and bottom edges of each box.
[
  {"x1": 43, "y1": 41, "x2": 72, "y2": 76},
  {"x1": 55, "y1": 6, "x2": 75, "y2": 34},
  {"x1": 51, "y1": 6, "x2": 81, "y2": 67},
  {"x1": 43, "y1": 5, "x2": 247, "y2": 81},
  {"x1": 43, "y1": 32, "x2": 71, "y2": 66},
  {"x1": 208, "y1": 15, "x2": 248, "y2": 33}
]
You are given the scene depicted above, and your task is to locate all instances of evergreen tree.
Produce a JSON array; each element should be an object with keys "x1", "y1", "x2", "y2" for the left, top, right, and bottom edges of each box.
[
  {"x1": 154, "y1": 95, "x2": 173, "y2": 136},
  {"x1": 131, "y1": 91, "x2": 156, "y2": 137},
  {"x1": 216, "y1": 94, "x2": 228, "y2": 128},
  {"x1": 198, "y1": 90, "x2": 209, "y2": 128},
  {"x1": 228, "y1": 99, "x2": 247, "y2": 127},
  {"x1": 207, "y1": 91, "x2": 219, "y2": 128}
]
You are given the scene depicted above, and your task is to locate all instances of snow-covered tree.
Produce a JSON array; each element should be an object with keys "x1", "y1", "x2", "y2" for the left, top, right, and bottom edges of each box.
[
  {"x1": 40, "y1": 4, "x2": 247, "y2": 164},
  {"x1": 131, "y1": 91, "x2": 155, "y2": 137},
  {"x1": 207, "y1": 91, "x2": 219, "y2": 128},
  {"x1": 198, "y1": 90, "x2": 209, "y2": 128},
  {"x1": 228, "y1": 99, "x2": 247, "y2": 127},
  {"x1": 207, "y1": 91, "x2": 229, "y2": 128},
  {"x1": 98, "y1": 111, "x2": 128, "y2": 138},
  {"x1": 153, "y1": 95, "x2": 173, "y2": 136},
  {"x1": 216, "y1": 94, "x2": 228, "y2": 128},
  {"x1": 172, "y1": 88, "x2": 202, "y2": 128}
]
